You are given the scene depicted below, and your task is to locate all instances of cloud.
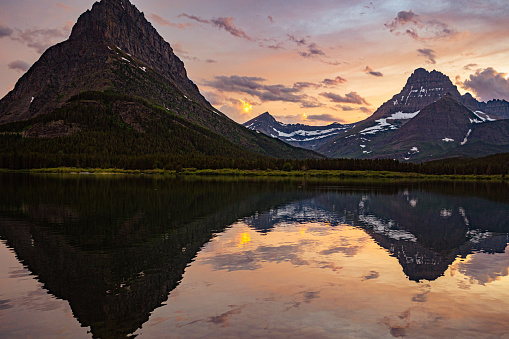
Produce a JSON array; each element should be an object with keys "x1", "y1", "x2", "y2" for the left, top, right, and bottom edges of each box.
[
  {"x1": 301, "y1": 100, "x2": 324, "y2": 108},
  {"x1": 220, "y1": 98, "x2": 257, "y2": 123},
  {"x1": 299, "y1": 42, "x2": 326, "y2": 58},
  {"x1": 306, "y1": 114, "x2": 343, "y2": 123},
  {"x1": 338, "y1": 105, "x2": 372, "y2": 114},
  {"x1": 288, "y1": 34, "x2": 308, "y2": 46},
  {"x1": 56, "y1": 3, "x2": 73, "y2": 11},
  {"x1": 458, "y1": 67, "x2": 509, "y2": 102},
  {"x1": 322, "y1": 76, "x2": 347, "y2": 86},
  {"x1": 364, "y1": 66, "x2": 383, "y2": 77},
  {"x1": 205, "y1": 75, "x2": 315, "y2": 107},
  {"x1": 8, "y1": 60, "x2": 31, "y2": 73},
  {"x1": 0, "y1": 23, "x2": 13, "y2": 38},
  {"x1": 150, "y1": 14, "x2": 191, "y2": 29},
  {"x1": 385, "y1": 10, "x2": 457, "y2": 41},
  {"x1": 385, "y1": 10, "x2": 419, "y2": 32},
  {"x1": 206, "y1": 75, "x2": 353, "y2": 109},
  {"x1": 463, "y1": 63, "x2": 478, "y2": 71},
  {"x1": 417, "y1": 48, "x2": 437, "y2": 64},
  {"x1": 172, "y1": 42, "x2": 217, "y2": 63},
  {"x1": 320, "y1": 92, "x2": 370, "y2": 105},
  {"x1": 10, "y1": 26, "x2": 71, "y2": 54},
  {"x1": 202, "y1": 91, "x2": 227, "y2": 106},
  {"x1": 180, "y1": 14, "x2": 254, "y2": 41}
]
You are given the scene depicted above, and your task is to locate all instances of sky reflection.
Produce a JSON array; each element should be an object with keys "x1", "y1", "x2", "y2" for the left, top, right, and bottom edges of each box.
[{"x1": 137, "y1": 218, "x2": 509, "y2": 338}]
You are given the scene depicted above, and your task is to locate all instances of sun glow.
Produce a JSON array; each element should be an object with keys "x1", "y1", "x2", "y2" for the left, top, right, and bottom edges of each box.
[
  {"x1": 238, "y1": 232, "x2": 252, "y2": 247},
  {"x1": 240, "y1": 100, "x2": 252, "y2": 114}
]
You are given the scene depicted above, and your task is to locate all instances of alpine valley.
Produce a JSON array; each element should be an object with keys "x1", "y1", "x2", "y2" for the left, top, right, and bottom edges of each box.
[
  {"x1": 0, "y1": 0, "x2": 320, "y2": 170},
  {"x1": 246, "y1": 68, "x2": 509, "y2": 162},
  {"x1": 0, "y1": 0, "x2": 508, "y2": 168}
]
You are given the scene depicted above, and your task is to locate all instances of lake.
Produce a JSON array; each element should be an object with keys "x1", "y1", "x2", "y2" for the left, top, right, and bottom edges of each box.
[{"x1": 0, "y1": 173, "x2": 508, "y2": 338}]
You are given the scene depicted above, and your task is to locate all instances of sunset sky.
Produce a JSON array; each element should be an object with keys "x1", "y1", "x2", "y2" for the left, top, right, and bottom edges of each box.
[{"x1": 1, "y1": 0, "x2": 509, "y2": 125}]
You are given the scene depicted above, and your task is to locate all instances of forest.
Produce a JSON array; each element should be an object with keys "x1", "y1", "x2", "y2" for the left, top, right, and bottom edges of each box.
[{"x1": 0, "y1": 91, "x2": 507, "y2": 176}]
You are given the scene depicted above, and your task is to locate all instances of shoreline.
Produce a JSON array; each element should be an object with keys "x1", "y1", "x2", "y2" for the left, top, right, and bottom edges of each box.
[{"x1": 1, "y1": 167, "x2": 507, "y2": 182}]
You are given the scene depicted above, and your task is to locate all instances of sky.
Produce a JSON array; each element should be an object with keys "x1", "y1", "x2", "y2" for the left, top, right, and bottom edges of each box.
[{"x1": 1, "y1": 0, "x2": 509, "y2": 125}]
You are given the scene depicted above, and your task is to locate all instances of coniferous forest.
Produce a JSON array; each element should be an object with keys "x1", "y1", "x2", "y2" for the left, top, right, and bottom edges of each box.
[{"x1": 0, "y1": 91, "x2": 507, "y2": 176}]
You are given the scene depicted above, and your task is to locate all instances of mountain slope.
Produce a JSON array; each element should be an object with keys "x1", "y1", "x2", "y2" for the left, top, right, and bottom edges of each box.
[
  {"x1": 243, "y1": 112, "x2": 354, "y2": 150},
  {"x1": 0, "y1": 0, "x2": 319, "y2": 160},
  {"x1": 318, "y1": 68, "x2": 509, "y2": 161}
]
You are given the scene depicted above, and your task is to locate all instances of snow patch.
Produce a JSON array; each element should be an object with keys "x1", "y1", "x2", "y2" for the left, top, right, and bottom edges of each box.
[
  {"x1": 360, "y1": 145, "x2": 366, "y2": 148},
  {"x1": 359, "y1": 214, "x2": 417, "y2": 242},
  {"x1": 284, "y1": 132, "x2": 343, "y2": 142},
  {"x1": 389, "y1": 111, "x2": 420, "y2": 120},
  {"x1": 139, "y1": 66, "x2": 146, "y2": 72},
  {"x1": 274, "y1": 126, "x2": 348, "y2": 138},
  {"x1": 442, "y1": 138, "x2": 455, "y2": 142},
  {"x1": 440, "y1": 209, "x2": 452, "y2": 218},
  {"x1": 410, "y1": 147, "x2": 419, "y2": 153},
  {"x1": 30, "y1": 97, "x2": 34, "y2": 103},
  {"x1": 121, "y1": 57, "x2": 131, "y2": 63},
  {"x1": 359, "y1": 111, "x2": 419, "y2": 135},
  {"x1": 473, "y1": 111, "x2": 496, "y2": 122},
  {"x1": 460, "y1": 129, "x2": 472, "y2": 146},
  {"x1": 459, "y1": 207, "x2": 470, "y2": 226}
]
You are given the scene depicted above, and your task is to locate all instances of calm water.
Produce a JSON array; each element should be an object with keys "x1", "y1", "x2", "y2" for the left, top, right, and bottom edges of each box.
[{"x1": 0, "y1": 174, "x2": 508, "y2": 338}]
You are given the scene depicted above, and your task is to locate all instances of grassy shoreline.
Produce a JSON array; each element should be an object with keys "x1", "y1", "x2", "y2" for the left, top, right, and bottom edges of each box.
[{"x1": 0, "y1": 167, "x2": 507, "y2": 182}]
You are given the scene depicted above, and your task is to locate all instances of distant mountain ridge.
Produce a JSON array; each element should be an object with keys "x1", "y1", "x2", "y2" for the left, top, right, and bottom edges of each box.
[
  {"x1": 243, "y1": 68, "x2": 509, "y2": 161},
  {"x1": 317, "y1": 68, "x2": 509, "y2": 161},
  {"x1": 243, "y1": 112, "x2": 354, "y2": 150}
]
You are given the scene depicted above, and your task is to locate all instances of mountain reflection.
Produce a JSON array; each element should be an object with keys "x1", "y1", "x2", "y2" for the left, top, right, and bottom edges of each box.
[
  {"x1": 0, "y1": 174, "x2": 508, "y2": 338},
  {"x1": 0, "y1": 174, "x2": 313, "y2": 338},
  {"x1": 244, "y1": 185, "x2": 509, "y2": 281}
]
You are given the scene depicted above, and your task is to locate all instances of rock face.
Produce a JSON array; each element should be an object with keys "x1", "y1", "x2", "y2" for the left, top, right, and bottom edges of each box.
[
  {"x1": 371, "y1": 68, "x2": 462, "y2": 121},
  {"x1": 0, "y1": 0, "x2": 320, "y2": 159},
  {"x1": 69, "y1": 0, "x2": 205, "y2": 106},
  {"x1": 243, "y1": 112, "x2": 354, "y2": 150},
  {"x1": 318, "y1": 68, "x2": 509, "y2": 161}
]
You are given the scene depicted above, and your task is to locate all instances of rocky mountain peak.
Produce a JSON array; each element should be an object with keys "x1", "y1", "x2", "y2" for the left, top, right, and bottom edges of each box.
[
  {"x1": 370, "y1": 68, "x2": 461, "y2": 120},
  {"x1": 69, "y1": 0, "x2": 208, "y2": 106}
]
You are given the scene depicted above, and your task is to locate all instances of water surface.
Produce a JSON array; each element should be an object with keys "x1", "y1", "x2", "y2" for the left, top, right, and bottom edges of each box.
[{"x1": 0, "y1": 174, "x2": 508, "y2": 338}]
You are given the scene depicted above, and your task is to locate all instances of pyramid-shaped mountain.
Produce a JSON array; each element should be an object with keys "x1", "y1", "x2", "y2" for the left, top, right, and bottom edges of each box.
[
  {"x1": 318, "y1": 68, "x2": 509, "y2": 161},
  {"x1": 0, "y1": 0, "x2": 319, "y2": 167},
  {"x1": 243, "y1": 112, "x2": 354, "y2": 150}
]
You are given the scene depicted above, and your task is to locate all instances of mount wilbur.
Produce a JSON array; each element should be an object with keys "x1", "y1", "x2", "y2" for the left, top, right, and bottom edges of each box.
[
  {"x1": 0, "y1": 0, "x2": 319, "y2": 170},
  {"x1": 247, "y1": 69, "x2": 509, "y2": 162}
]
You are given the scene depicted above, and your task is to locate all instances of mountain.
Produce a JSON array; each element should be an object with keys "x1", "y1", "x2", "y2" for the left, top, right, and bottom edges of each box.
[
  {"x1": 318, "y1": 68, "x2": 509, "y2": 161},
  {"x1": 0, "y1": 0, "x2": 319, "y2": 165},
  {"x1": 243, "y1": 112, "x2": 354, "y2": 150}
]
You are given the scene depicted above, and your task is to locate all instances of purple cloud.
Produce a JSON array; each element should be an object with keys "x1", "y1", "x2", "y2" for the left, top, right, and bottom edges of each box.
[
  {"x1": 306, "y1": 114, "x2": 344, "y2": 123},
  {"x1": 364, "y1": 66, "x2": 383, "y2": 77},
  {"x1": 320, "y1": 92, "x2": 370, "y2": 105},
  {"x1": 150, "y1": 14, "x2": 191, "y2": 29},
  {"x1": 299, "y1": 43, "x2": 326, "y2": 58},
  {"x1": 385, "y1": 10, "x2": 419, "y2": 32},
  {"x1": 288, "y1": 34, "x2": 308, "y2": 46},
  {"x1": 10, "y1": 26, "x2": 70, "y2": 54},
  {"x1": 459, "y1": 67, "x2": 509, "y2": 102},
  {"x1": 0, "y1": 23, "x2": 13, "y2": 38},
  {"x1": 8, "y1": 60, "x2": 31, "y2": 72},
  {"x1": 180, "y1": 13, "x2": 254, "y2": 41},
  {"x1": 322, "y1": 76, "x2": 347, "y2": 86},
  {"x1": 385, "y1": 10, "x2": 457, "y2": 41},
  {"x1": 417, "y1": 48, "x2": 437, "y2": 64}
]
